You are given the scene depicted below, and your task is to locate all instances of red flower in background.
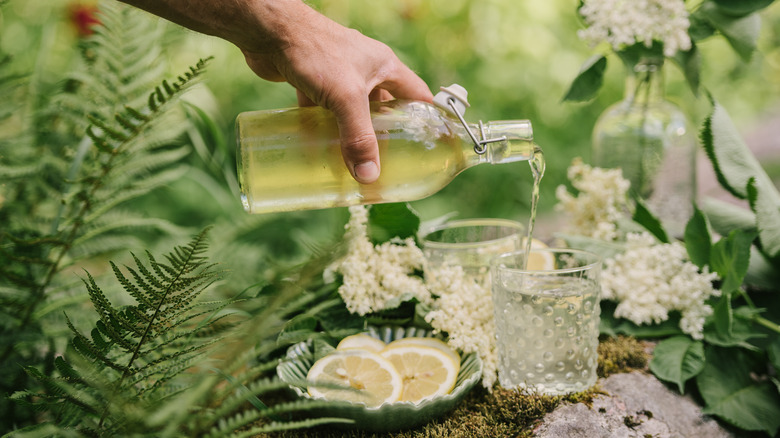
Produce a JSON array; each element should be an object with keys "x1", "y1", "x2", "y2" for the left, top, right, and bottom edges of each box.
[{"x1": 68, "y1": 3, "x2": 100, "y2": 37}]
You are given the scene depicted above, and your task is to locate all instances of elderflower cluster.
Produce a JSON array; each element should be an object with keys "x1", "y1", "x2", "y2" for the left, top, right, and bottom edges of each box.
[
  {"x1": 601, "y1": 232, "x2": 720, "y2": 339},
  {"x1": 329, "y1": 206, "x2": 500, "y2": 389},
  {"x1": 424, "y1": 265, "x2": 498, "y2": 389},
  {"x1": 330, "y1": 206, "x2": 434, "y2": 315},
  {"x1": 555, "y1": 158, "x2": 632, "y2": 241},
  {"x1": 578, "y1": 0, "x2": 692, "y2": 57}
]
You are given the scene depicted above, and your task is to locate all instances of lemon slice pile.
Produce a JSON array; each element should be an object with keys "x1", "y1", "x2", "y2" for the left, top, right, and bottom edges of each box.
[{"x1": 307, "y1": 335, "x2": 461, "y2": 407}]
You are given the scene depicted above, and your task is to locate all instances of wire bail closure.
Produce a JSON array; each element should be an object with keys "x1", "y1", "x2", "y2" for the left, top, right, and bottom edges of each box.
[{"x1": 446, "y1": 97, "x2": 506, "y2": 155}]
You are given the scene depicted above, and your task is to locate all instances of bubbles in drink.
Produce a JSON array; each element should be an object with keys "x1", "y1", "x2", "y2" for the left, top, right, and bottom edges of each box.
[{"x1": 493, "y1": 276, "x2": 600, "y2": 395}]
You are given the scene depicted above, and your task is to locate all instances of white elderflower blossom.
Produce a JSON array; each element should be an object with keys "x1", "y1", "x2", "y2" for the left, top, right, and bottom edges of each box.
[
  {"x1": 331, "y1": 206, "x2": 434, "y2": 315},
  {"x1": 556, "y1": 158, "x2": 632, "y2": 241},
  {"x1": 578, "y1": 0, "x2": 692, "y2": 57},
  {"x1": 601, "y1": 232, "x2": 720, "y2": 339},
  {"x1": 424, "y1": 265, "x2": 498, "y2": 389},
  {"x1": 329, "y1": 206, "x2": 501, "y2": 388}
]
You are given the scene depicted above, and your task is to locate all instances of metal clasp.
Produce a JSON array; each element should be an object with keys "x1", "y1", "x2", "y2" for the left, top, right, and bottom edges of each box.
[{"x1": 446, "y1": 97, "x2": 506, "y2": 155}]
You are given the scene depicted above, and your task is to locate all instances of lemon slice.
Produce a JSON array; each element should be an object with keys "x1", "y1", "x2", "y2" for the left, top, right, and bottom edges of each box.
[
  {"x1": 522, "y1": 237, "x2": 556, "y2": 270},
  {"x1": 307, "y1": 349, "x2": 402, "y2": 407},
  {"x1": 380, "y1": 345, "x2": 460, "y2": 404},
  {"x1": 337, "y1": 333, "x2": 386, "y2": 353},
  {"x1": 383, "y1": 337, "x2": 460, "y2": 366}
]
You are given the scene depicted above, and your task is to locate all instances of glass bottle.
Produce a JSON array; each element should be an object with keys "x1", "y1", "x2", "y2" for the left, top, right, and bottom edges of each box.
[
  {"x1": 236, "y1": 98, "x2": 536, "y2": 214},
  {"x1": 592, "y1": 57, "x2": 696, "y2": 237}
]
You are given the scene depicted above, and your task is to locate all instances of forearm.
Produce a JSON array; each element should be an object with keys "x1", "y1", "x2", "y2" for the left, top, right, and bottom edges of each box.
[{"x1": 117, "y1": 0, "x2": 310, "y2": 54}]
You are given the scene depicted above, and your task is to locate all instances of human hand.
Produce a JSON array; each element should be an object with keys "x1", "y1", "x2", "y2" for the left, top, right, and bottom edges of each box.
[
  {"x1": 238, "y1": 2, "x2": 433, "y2": 184},
  {"x1": 118, "y1": 0, "x2": 432, "y2": 183}
]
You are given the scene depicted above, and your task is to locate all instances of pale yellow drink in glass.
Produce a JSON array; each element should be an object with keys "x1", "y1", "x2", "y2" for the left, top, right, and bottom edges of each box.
[{"x1": 491, "y1": 249, "x2": 601, "y2": 395}]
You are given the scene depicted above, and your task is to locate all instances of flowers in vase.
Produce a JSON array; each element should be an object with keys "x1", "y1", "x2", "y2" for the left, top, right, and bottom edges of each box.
[
  {"x1": 578, "y1": 0, "x2": 691, "y2": 57},
  {"x1": 563, "y1": 0, "x2": 774, "y2": 102}
]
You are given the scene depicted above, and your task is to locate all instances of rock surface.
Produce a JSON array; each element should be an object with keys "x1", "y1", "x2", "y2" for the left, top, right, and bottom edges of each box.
[{"x1": 532, "y1": 372, "x2": 734, "y2": 438}]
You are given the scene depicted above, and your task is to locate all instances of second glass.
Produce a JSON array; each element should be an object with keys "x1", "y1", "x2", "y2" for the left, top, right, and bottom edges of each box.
[{"x1": 420, "y1": 218, "x2": 524, "y2": 285}]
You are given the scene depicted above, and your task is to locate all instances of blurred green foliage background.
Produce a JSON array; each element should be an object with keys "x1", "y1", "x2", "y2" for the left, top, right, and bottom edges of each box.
[{"x1": 3, "y1": 0, "x2": 780, "y2": 243}]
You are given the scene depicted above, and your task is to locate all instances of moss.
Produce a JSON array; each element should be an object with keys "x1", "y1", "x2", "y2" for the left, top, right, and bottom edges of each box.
[
  {"x1": 624, "y1": 414, "x2": 644, "y2": 429},
  {"x1": 263, "y1": 386, "x2": 605, "y2": 438},
  {"x1": 260, "y1": 335, "x2": 647, "y2": 437},
  {"x1": 597, "y1": 335, "x2": 650, "y2": 377}
]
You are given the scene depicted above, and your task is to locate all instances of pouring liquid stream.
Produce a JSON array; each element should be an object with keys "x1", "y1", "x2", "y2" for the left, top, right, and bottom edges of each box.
[{"x1": 522, "y1": 146, "x2": 546, "y2": 270}]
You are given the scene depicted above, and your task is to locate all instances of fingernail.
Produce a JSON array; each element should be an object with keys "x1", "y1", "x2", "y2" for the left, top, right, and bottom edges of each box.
[{"x1": 353, "y1": 161, "x2": 379, "y2": 183}]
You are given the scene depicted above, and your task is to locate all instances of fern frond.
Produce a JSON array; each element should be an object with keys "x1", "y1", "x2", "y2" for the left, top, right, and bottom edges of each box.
[
  {"x1": 224, "y1": 417, "x2": 355, "y2": 438},
  {"x1": 210, "y1": 377, "x2": 292, "y2": 421},
  {"x1": 70, "y1": 212, "x2": 189, "y2": 249},
  {"x1": 18, "y1": 229, "x2": 236, "y2": 435},
  {"x1": 77, "y1": 165, "x2": 190, "y2": 224},
  {"x1": 86, "y1": 55, "x2": 212, "y2": 153}
]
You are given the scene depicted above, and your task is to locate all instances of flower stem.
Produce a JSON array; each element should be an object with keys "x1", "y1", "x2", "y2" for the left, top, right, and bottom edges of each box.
[{"x1": 752, "y1": 315, "x2": 780, "y2": 335}]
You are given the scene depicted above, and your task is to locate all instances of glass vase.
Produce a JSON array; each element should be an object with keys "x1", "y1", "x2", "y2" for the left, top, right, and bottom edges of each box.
[{"x1": 592, "y1": 57, "x2": 696, "y2": 237}]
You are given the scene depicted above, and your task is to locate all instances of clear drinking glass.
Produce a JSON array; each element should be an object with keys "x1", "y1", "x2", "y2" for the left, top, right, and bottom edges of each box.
[
  {"x1": 420, "y1": 218, "x2": 524, "y2": 285},
  {"x1": 491, "y1": 249, "x2": 601, "y2": 395}
]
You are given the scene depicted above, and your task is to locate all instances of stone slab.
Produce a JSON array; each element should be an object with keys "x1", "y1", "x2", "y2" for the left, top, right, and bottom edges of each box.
[{"x1": 532, "y1": 372, "x2": 733, "y2": 438}]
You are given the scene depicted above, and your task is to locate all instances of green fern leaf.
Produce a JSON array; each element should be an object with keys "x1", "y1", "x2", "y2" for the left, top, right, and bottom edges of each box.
[
  {"x1": 18, "y1": 229, "x2": 233, "y2": 434},
  {"x1": 225, "y1": 417, "x2": 355, "y2": 438}
]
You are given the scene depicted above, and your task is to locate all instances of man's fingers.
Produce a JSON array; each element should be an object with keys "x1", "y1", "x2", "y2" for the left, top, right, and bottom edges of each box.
[
  {"x1": 296, "y1": 89, "x2": 316, "y2": 107},
  {"x1": 379, "y1": 63, "x2": 434, "y2": 103},
  {"x1": 331, "y1": 98, "x2": 380, "y2": 184},
  {"x1": 368, "y1": 88, "x2": 393, "y2": 102}
]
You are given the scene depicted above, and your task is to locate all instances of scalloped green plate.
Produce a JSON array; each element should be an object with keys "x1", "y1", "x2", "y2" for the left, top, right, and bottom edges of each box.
[{"x1": 276, "y1": 325, "x2": 483, "y2": 432}]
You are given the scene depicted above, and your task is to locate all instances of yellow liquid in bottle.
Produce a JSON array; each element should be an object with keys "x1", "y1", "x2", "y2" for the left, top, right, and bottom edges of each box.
[{"x1": 237, "y1": 103, "x2": 469, "y2": 214}]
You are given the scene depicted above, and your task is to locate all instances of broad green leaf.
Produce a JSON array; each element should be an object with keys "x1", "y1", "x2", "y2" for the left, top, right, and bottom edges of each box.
[
  {"x1": 599, "y1": 301, "x2": 683, "y2": 338},
  {"x1": 703, "y1": 297, "x2": 762, "y2": 349},
  {"x1": 701, "y1": 197, "x2": 756, "y2": 236},
  {"x1": 697, "y1": 346, "x2": 780, "y2": 435},
  {"x1": 364, "y1": 300, "x2": 424, "y2": 328},
  {"x1": 768, "y1": 337, "x2": 780, "y2": 375},
  {"x1": 649, "y1": 336, "x2": 705, "y2": 393},
  {"x1": 747, "y1": 177, "x2": 780, "y2": 258},
  {"x1": 277, "y1": 314, "x2": 319, "y2": 345},
  {"x1": 633, "y1": 198, "x2": 669, "y2": 243},
  {"x1": 710, "y1": 229, "x2": 756, "y2": 295},
  {"x1": 561, "y1": 55, "x2": 607, "y2": 102},
  {"x1": 699, "y1": 4, "x2": 761, "y2": 61},
  {"x1": 556, "y1": 233, "x2": 626, "y2": 261},
  {"x1": 615, "y1": 43, "x2": 664, "y2": 70},
  {"x1": 708, "y1": 295, "x2": 733, "y2": 341},
  {"x1": 368, "y1": 203, "x2": 420, "y2": 243},
  {"x1": 316, "y1": 301, "x2": 365, "y2": 332},
  {"x1": 671, "y1": 44, "x2": 701, "y2": 96},
  {"x1": 701, "y1": 100, "x2": 772, "y2": 200},
  {"x1": 684, "y1": 205, "x2": 711, "y2": 269},
  {"x1": 688, "y1": 13, "x2": 717, "y2": 41},
  {"x1": 711, "y1": 0, "x2": 775, "y2": 16},
  {"x1": 312, "y1": 337, "x2": 337, "y2": 359},
  {"x1": 284, "y1": 314, "x2": 318, "y2": 332},
  {"x1": 746, "y1": 246, "x2": 780, "y2": 291}
]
